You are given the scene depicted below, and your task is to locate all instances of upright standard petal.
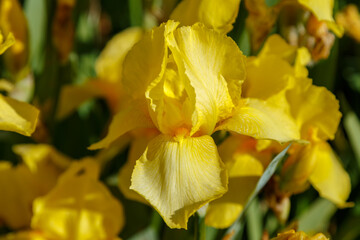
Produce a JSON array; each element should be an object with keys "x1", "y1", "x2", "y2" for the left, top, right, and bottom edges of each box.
[
  {"x1": 217, "y1": 99, "x2": 300, "y2": 143},
  {"x1": 0, "y1": 95, "x2": 39, "y2": 136},
  {"x1": 258, "y1": 34, "x2": 297, "y2": 62},
  {"x1": 167, "y1": 23, "x2": 246, "y2": 135},
  {"x1": 244, "y1": 55, "x2": 294, "y2": 101},
  {"x1": 170, "y1": 0, "x2": 241, "y2": 33},
  {"x1": 122, "y1": 21, "x2": 179, "y2": 98},
  {"x1": 130, "y1": 134, "x2": 227, "y2": 229}
]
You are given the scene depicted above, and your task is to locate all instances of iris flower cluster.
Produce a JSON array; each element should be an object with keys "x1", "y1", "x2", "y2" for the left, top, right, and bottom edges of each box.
[{"x1": 0, "y1": 0, "x2": 354, "y2": 239}]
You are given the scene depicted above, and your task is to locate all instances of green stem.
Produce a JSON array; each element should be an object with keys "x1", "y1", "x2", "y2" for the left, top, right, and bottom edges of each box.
[
  {"x1": 128, "y1": 0, "x2": 143, "y2": 27},
  {"x1": 195, "y1": 214, "x2": 206, "y2": 240}
]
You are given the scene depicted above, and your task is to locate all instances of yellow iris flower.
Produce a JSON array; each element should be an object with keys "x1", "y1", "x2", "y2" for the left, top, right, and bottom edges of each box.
[
  {"x1": 205, "y1": 34, "x2": 351, "y2": 228},
  {"x1": 251, "y1": 35, "x2": 350, "y2": 207},
  {"x1": 0, "y1": 31, "x2": 39, "y2": 136},
  {"x1": 90, "y1": 21, "x2": 300, "y2": 229},
  {"x1": 0, "y1": 145, "x2": 70, "y2": 229},
  {"x1": 0, "y1": 146, "x2": 124, "y2": 240}
]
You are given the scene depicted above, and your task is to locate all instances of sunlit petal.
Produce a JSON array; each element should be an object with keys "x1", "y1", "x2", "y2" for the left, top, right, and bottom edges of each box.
[{"x1": 130, "y1": 134, "x2": 227, "y2": 229}]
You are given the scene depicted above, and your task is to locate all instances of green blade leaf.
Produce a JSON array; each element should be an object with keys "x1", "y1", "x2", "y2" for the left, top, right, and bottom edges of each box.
[
  {"x1": 344, "y1": 112, "x2": 360, "y2": 170},
  {"x1": 246, "y1": 198, "x2": 263, "y2": 240},
  {"x1": 298, "y1": 198, "x2": 336, "y2": 233},
  {"x1": 24, "y1": 0, "x2": 47, "y2": 74}
]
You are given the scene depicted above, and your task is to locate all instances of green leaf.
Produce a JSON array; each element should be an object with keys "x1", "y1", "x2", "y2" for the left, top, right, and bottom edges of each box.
[
  {"x1": 24, "y1": 0, "x2": 47, "y2": 74},
  {"x1": 246, "y1": 198, "x2": 263, "y2": 240},
  {"x1": 298, "y1": 198, "x2": 336, "y2": 233},
  {"x1": 129, "y1": 0, "x2": 143, "y2": 27},
  {"x1": 224, "y1": 144, "x2": 291, "y2": 240},
  {"x1": 128, "y1": 228, "x2": 158, "y2": 240},
  {"x1": 344, "y1": 112, "x2": 360, "y2": 170}
]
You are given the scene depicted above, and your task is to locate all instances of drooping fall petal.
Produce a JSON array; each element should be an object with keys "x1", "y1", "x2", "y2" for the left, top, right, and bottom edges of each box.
[
  {"x1": 130, "y1": 134, "x2": 227, "y2": 229},
  {"x1": 0, "y1": 94, "x2": 39, "y2": 136},
  {"x1": 309, "y1": 141, "x2": 352, "y2": 207},
  {"x1": 122, "y1": 21, "x2": 179, "y2": 98}
]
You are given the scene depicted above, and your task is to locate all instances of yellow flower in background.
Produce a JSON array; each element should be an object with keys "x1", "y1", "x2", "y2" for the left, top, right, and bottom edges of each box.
[
  {"x1": 0, "y1": 145, "x2": 70, "y2": 230},
  {"x1": 0, "y1": 231, "x2": 49, "y2": 240},
  {"x1": 271, "y1": 230, "x2": 329, "y2": 240},
  {"x1": 245, "y1": 35, "x2": 351, "y2": 208},
  {"x1": 0, "y1": 94, "x2": 39, "y2": 136},
  {"x1": 336, "y1": 4, "x2": 360, "y2": 43},
  {"x1": 0, "y1": 162, "x2": 36, "y2": 229},
  {"x1": 296, "y1": 0, "x2": 343, "y2": 36},
  {"x1": 56, "y1": 27, "x2": 143, "y2": 120},
  {"x1": 170, "y1": 0, "x2": 241, "y2": 33},
  {"x1": 280, "y1": 77, "x2": 351, "y2": 208},
  {"x1": 0, "y1": 0, "x2": 29, "y2": 76},
  {"x1": 31, "y1": 159, "x2": 124, "y2": 240},
  {"x1": 0, "y1": 31, "x2": 39, "y2": 136},
  {"x1": 89, "y1": 21, "x2": 300, "y2": 229}
]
